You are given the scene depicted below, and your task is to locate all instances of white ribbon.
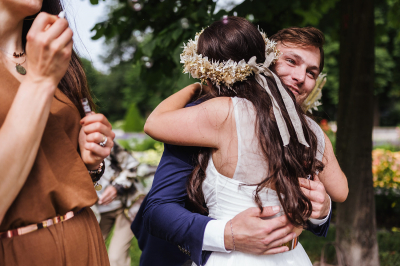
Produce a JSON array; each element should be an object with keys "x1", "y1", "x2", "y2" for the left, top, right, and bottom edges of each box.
[{"x1": 247, "y1": 56, "x2": 309, "y2": 147}]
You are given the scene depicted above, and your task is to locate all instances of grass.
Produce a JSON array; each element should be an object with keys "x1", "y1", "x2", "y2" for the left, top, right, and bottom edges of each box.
[
  {"x1": 129, "y1": 237, "x2": 141, "y2": 266},
  {"x1": 104, "y1": 227, "x2": 142, "y2": 266}
]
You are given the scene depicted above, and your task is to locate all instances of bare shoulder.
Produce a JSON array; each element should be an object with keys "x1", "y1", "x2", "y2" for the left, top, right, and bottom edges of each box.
[
  {"x1": 195, "y1": 97, "x2": 234, "y2": 122},
  {"x1": 198, "y1": 97, "x2": 233, "y2": 109}
]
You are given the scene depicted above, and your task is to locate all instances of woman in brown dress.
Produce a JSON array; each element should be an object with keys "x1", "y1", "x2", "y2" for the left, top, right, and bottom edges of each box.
[{"x1": 0, "y1": 0, "x2": 114, "y2": 265}]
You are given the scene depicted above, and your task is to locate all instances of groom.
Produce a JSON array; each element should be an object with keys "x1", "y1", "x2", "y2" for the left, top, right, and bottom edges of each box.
[{"x1": 132, "y1": 26, "x2": 336, "y2": 266}]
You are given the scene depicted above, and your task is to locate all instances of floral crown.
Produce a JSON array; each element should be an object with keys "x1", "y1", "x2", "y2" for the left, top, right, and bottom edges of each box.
[{"x1": 180, "y1": 28, "x2": 280, "y2": 90}]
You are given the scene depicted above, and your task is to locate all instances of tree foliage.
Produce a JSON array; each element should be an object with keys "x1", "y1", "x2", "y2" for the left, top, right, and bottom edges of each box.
[
  {"x1": 87, "y1": 0, "x2": 400, "y2": 127},
  {"x1": 87, "y1": 0, "x2": 339, "y2": 121}
]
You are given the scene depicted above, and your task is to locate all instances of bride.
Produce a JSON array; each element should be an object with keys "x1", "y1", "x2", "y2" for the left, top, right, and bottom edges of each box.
[{"x1": 144, "y1": 17, "x2": 347, "y2": 265}]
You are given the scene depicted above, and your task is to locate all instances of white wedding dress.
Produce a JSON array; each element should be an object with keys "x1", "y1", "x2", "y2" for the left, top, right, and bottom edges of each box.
[{"x1": 198, "y1": 97, "x2": 325, "y2": 266}]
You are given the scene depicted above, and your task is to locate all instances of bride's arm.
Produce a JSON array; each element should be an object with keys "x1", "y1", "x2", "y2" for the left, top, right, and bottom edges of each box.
[
  {"x1": 318, "y1": 133, "x2": 348, "y2": 202},
  {"x1": 144, "y1": 86, "x2": 234, "y2": 148}
]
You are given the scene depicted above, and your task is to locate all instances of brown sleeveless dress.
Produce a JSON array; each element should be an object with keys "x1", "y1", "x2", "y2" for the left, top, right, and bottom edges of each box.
[{"x1": 0, "y1": 63, "x2": 110, "y2": 266}]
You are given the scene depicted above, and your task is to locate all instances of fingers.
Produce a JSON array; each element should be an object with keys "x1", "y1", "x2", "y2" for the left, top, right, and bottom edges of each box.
[
  {"x1": 300, "y1": 187, "x2": 325, "y2": 203},
  {"x1": 85, "y1": 132, "x2": 113, "y2": 146},
  {"x1": 264, "y1": 232, "x2": 296, "y2": 253},
  {"x1": 258, "y1": 206, "x2": 281, "y2": 218},
  {"x1": 53, "y1": 27, "x2": 73, "y2": 51},
  {"x1": 28, "y1": 12, "x2": 58, "y2": 34},
  {"x1": 45, "y1": 18, "x2": 69, "y2": 40},
  {"x1": 61, "y1": 39, "x2": 73, "y2": 61},
  {"x1": 84, "y1": 142, "x2": 112, "y2": 159},
  {"x1": 259, "y1": 214, "x2": 290, "y2": 234},
  {"x1": 80, "y1": 113, "x2": 114, "y2": 165},
  {"x1": 25, "y1": 12, "x2": 74, "y2": 87},
  {"x1": 99, "y1": 195, "x2": 113, "y2": 205},
  {"x1": 261, "y1": 223, "x2": 294, "y2": 247},
  {"x1": 298, "y1": 178, "x2": 312, "y2": 189},
  {"x1": 98, "y1": 186, "x2": 117, "y2": 205},
  {"x1": 262, "y1": 246, "x2": 289, "y2": 255},
  {"x1": 82, "y1": 122, "x2": 113, "y2": 138},
  {"x1": 81, "y1": 113, "x2": 112, "y2": 129},
  {"x1": 299, "y1": 178, "x2": 325, "y2": 192}
]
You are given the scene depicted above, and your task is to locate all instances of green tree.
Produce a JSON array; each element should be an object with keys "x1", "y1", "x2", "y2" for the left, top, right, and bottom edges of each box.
[
  {"x1": 123, "y1": 103, "x2": 145, "y2": 132},
  {"x1": 88, "y1": 0, "x2": 339, "y2": 116},
  {"x1": 81, "y1": 58, "x2": 128, "y2": 122}
]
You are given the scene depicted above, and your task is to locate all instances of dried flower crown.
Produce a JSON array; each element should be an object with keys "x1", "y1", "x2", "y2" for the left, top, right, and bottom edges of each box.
[
  {"x1": 180, "y1": 28, "x2": 311, "y2": 148},
  {"x1": 180, "y1": 29, "x2": 280, "y2": 90}
]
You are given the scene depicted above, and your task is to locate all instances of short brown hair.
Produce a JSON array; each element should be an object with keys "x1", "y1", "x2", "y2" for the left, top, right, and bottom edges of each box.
[{"x1": 270, "y1": 27, "x2": 325, "y2": 73}]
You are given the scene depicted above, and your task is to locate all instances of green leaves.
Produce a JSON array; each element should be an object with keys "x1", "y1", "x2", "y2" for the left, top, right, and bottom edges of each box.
[{"x1": 84, "y1": 0, "x2": 400, "y2": 127}]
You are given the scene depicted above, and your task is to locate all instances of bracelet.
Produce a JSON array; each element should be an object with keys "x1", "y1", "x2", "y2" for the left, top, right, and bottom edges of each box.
[
  {"x1": 230, "y1": 219, "x2": 236, "y2": 251},
  {"x1": 88, "y1": 161, "x2": 105, "y2": 183}
]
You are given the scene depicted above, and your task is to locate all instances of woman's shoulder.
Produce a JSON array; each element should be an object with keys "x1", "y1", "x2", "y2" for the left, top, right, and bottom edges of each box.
[{"x1": 196, "y1": 97, "x2": 233, "y2": 111}]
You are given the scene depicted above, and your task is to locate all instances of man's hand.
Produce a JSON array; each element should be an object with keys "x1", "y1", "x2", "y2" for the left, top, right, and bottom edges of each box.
[
  {"x1": 224, "y1": 207, "x2": 298, "y2": 255},
  {"x1": 98, "y1": 186, "x2": 117, "y2": 205},
  {"x1": 299, "y1": 175, "x2": 330, "y2": 219}
]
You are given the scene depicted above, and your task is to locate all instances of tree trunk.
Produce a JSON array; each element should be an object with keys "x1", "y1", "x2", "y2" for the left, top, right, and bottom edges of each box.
[{"x1": 335, "y1": 0, "x2": 380, "y2": 265}]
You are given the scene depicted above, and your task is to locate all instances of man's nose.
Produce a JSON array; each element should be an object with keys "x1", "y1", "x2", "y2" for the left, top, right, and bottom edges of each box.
[{"x1": 292, "y1": 67, "x2": 306, "y2": 84}]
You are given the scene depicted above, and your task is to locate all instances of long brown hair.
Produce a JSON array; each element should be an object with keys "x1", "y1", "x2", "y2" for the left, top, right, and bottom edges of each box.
[
  {"x1": 187, "y1": 17, "x2": 324, "y2": 227},
  {"x1": 22, "y1": 0, "x2": 95, "y2": 117}
]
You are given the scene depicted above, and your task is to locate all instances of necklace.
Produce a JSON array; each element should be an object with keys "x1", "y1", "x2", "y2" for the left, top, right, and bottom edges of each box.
[{"x1": 0, "y1": 47, "x2": 27, "y2": 75}]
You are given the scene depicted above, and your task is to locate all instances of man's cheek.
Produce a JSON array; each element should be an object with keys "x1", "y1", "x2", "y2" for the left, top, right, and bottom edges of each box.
[{"x1": 272, "y1": 61, "x2": 290, "y2": 76}]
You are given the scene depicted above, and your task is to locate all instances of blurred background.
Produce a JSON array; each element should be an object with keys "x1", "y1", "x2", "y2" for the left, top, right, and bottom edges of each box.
[{"x1": 68, "y1": 0, "x2": 400, "y2": 265}]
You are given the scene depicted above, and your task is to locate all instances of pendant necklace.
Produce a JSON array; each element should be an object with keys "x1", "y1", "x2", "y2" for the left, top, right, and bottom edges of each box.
[{"x1": 0, "y1": 47, "x2": 27, "y2": 75}]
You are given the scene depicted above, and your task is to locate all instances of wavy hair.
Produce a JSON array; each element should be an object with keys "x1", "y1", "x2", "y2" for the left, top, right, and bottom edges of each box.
[{"x1": 186, "y1": 17, "x2": 324, "y2": 227}]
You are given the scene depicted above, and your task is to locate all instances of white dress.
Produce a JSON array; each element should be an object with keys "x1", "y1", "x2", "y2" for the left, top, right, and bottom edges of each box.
[{"x1": 198, "y1": 97, "x2": 325, "y2": 266}]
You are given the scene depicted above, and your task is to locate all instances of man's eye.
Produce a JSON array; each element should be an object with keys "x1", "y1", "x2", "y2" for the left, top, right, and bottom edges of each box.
[
  {"x1": 286, "y1": 59, "x2": 295, "y2": 64},
  {"x1": 307, "y1": 71, "x2": 316, "y2": 79}
]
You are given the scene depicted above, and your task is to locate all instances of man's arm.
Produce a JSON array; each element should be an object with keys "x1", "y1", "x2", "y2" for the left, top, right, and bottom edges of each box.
[
  {"x1": 142, "y1": 145, "x2": 332, "y2": 266},
  {"x1": 142, "y1": 102, "x2": 332, "y2": 266},
  {"x1": 142, "y1": 144, "x2": 214, "y2": 265}
]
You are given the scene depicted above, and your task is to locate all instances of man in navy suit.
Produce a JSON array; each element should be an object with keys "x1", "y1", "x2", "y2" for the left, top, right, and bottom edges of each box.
[{"x1": 132, "y1": 26, "x2": 336, "y2": 266}]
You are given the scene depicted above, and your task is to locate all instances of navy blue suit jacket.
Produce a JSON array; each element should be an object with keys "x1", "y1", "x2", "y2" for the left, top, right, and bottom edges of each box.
[{"x1": 131, "y1": 101, "x2": 332, "y2": 266}]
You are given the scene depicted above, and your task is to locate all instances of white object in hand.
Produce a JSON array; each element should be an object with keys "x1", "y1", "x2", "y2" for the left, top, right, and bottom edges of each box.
[
  {"x1": 58, "y1": 11, "x2": 66, "y2": 19},
  {"x1": 81, "y1": 98, "x2": 92, "y2": 116}
]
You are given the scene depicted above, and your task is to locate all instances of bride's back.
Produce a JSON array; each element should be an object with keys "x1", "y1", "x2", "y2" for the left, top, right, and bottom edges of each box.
[
  {"x1": 186, "y1": 16, "x2": 324, "y2": 227},
  {"x1": 212, "y1": 97, "x2": 267, "y2": 185},
  {"x1": 212, "y1": 96, "x2": 325, "y2": 185}
]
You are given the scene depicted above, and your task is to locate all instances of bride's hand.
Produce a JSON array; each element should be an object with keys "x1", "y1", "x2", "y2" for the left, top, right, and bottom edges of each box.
[
  {"x1": 25, "y1": 12, "x2": 73, "y2": 89},
  {"x1": 299, "y1": 175, "x2": 330, "y2": 219},
  {"x1": 79, "y1": 113, "x2": 115, "y2": 170}
]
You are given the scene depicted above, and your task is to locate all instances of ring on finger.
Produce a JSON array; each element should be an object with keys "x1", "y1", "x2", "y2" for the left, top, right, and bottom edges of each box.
[{"x1": 98, "y1": 134, "x2": 108, "y2": 147}]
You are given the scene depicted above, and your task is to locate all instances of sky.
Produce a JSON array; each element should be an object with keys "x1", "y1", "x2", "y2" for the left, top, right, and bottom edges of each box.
[
  {"x1": 67, "y1": 0, "x2": 108, "y2": 72},
  {"x1": 68, "y1": 0, "x2": 245, "y2": 72}
]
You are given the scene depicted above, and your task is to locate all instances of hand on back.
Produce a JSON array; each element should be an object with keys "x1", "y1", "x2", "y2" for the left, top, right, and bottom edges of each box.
[
  {"x1": 224, "y1": 206, "x2": 298, "y2": 255},
  {"x1": 25, "y1": 12, "x2": 73, "y2": 88}
]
